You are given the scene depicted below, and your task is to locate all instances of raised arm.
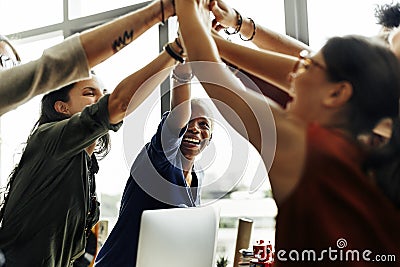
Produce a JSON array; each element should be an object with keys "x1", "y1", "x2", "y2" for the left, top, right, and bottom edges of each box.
[
  {"x1": 212, "y1": 32, "x2": 296, "y2": 92},
  {"x1": 166, "y1": 63, "x2": 193, "y2": 131},
  {"x1": 209, "y1": 0, "x2": 304, "y2": 92},
  {"x1": 210, "y1": 0, "x2": 308, "y2": 55},
  {"x1": 80, "y1": 0, "x2": 176, "y2": 67},
  {"x1": 107, "y1": 39, "x2": 182, "y2": 124},
  {"x1": 210, "y1": 0, "x2": 310, "y2": 56}
]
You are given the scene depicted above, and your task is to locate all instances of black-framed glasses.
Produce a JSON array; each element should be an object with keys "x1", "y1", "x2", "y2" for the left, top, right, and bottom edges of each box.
[
  {"x1": 292, "y1": 50, "x2": 326, "y2": 76},
  {"x1": 0, "y1": 54, "x2": 20, "y2": 69}
]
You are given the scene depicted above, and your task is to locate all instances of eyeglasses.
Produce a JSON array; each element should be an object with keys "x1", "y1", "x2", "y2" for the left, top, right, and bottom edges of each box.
[
  {"x1": 0, "y1": 54, "x2": 20, "y2": 69},
  {"x1": 291, "y1": 50, "x2": 326, "y2": 77}
]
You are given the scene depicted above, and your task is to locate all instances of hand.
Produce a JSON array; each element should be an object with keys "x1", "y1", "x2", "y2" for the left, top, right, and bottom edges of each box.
[
  {"x1": 210, "y1": 0, "x2": 238, "y2": 31},
  {"x1": 175, "y1": 0, "x2": 211, "y2": 30},
  {"x1": 165, "y1": 38, "x2": 186, "y2": 63},
  {"x1": 175, "y1": 0, "x2": 211, "y2": 29},
  {"x1": 173, "y1": 35, "x2": 186, "y2": 59},
  {"x1": 160, "y1": 0, "x2": 176, "y2": 21}
]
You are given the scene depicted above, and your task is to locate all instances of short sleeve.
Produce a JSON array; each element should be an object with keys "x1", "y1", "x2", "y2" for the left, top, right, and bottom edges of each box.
[
  {"x1": 35, "y1": 94, "x2": 122, "y2": 159},
  {"x1": 81, "y1": 94, "x2": 123, "y2": 132},
  {"x1": 150, "y1": 112, "x2": 187, "y2": 158}
]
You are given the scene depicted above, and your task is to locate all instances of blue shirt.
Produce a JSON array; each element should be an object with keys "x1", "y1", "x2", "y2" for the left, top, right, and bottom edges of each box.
[{"x1": 95, "y1": 112, "x2": 203, "y2": 267}]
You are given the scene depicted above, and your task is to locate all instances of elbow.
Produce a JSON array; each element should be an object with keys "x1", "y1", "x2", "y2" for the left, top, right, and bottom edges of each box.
[{"x1": 107, "y1": 93, "x2": 129, "y2": 124}]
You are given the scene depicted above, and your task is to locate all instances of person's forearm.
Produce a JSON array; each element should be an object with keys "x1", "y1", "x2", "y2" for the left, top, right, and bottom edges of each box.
[
  {"x1": 210, "y1": 0, "x2": 308, "y2": 55},
  {"x1": 239, "y1": 20, "x2": 309, "y2": 55},
  {"x1": 177, "y1": 2, "x2": 221, "y2": 63},
  {"x1": 213, "y1": 34, "x2": 296, "y2": 92},
  {"x1": 168, "y1": 81, "x2": 191, "y2": 131},
  {"x1": 108, "y1": 51, "x2": 177, "y2": 124},
  {"x1": 171, "y1": 81, "x2": 191, "y2": 111},
  {"x1": 168, "y1": 63, "x2": 192, "y2": 130},
  {"x1": 80, "y1": 0, "x2": 173, "y2": 67}
]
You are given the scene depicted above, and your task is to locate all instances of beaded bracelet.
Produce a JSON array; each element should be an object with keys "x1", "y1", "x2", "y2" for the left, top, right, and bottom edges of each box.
[
  {"x1": 224, "y1": 9, "x2": 242, "y2": 35},
  {"x1": 240, "y1": 17, "x2": 256, "y2": 41}
]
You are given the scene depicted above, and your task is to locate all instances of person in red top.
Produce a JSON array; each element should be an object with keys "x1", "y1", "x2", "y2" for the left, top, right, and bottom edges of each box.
[
  {"x1": 275, "y1": 123, "x2": 400, "y2": 266},
  {"x1": 174, "y1": 0, "x2": 400, "y2": 266}
]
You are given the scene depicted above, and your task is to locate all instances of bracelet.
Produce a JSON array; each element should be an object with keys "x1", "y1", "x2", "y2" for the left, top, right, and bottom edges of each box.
[
  {"x1": 172, "y1": 69, "x2": 194, "y2": 83},
  {"x1": 224, "y1": 9, "x2": 242, "y2": 35},
  {"x1": 174, "y1": 38, "x2": 184, "y2": 55},
  {"x1": 164, "y1": 43, "x2": 184, "y2": 63},
  {"x1": 240, "y1": 17, "x2": 256, "y2": 41}
]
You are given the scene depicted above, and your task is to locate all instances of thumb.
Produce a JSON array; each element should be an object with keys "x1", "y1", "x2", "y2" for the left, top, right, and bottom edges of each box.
[
  {"x1": 212, "y1": 19, "x2": 225, "y2": 32},
  {"x1": 212, "y1": 18, "x2": 218, "y2": 28},
  {"x1": 214, "y1": 24, "x2": 225, "y2": 32}
]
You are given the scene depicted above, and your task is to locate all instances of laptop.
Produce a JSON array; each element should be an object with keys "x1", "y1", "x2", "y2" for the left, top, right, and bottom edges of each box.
[{"x1": 136, "y1": 205, "x2": 220, "y2": 267}]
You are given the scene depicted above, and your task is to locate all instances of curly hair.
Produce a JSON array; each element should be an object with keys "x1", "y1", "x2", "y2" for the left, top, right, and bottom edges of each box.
[{"x1": 375, "y1": 2, "x2": 400, "y2": 28}]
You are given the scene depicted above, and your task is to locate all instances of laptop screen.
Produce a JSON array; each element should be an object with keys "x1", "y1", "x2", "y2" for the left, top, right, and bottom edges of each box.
[{"x1": 136, "y1": 206, "x2": 220, "y2": 267}]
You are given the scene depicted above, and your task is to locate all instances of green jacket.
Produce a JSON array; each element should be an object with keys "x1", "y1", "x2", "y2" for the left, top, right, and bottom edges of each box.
[{"x1": 0, "y1": 95, "x2": 122, "y2": 267}]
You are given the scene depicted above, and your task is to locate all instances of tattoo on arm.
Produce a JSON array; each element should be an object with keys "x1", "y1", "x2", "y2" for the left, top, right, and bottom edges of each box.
[{"x1": 112, "y1": 30, "x2": 134, "y2": 52}]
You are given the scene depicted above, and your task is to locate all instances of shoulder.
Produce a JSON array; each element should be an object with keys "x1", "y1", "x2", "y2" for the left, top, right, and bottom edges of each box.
[
  {"x1": 267, "y1": 115, "x2": 308, "y2": 205},
  {"x1": 34, "y1": 121, "x2": 64, "y2": 138}
]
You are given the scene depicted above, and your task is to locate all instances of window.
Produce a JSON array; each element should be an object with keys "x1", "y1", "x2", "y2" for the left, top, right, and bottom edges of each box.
[
  {"x1": 307, "y1": 0, "x2": 390, "y2": 49},
  {"x1": 0, "y1": 0, "x2": 63, "y2": 34},
  {"x1": 68, "y1": 0, "x2": 145, "y2": 19}
]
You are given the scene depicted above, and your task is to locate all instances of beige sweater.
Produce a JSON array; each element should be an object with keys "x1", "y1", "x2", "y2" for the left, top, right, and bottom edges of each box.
[{"x1": 0, "y1": 35, "x2": 90, "y2": 116}]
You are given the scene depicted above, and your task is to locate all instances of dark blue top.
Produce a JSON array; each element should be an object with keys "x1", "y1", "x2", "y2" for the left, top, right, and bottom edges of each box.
[{"x1": 95, "y1": 112, "x2": 203, "y2": 267}]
